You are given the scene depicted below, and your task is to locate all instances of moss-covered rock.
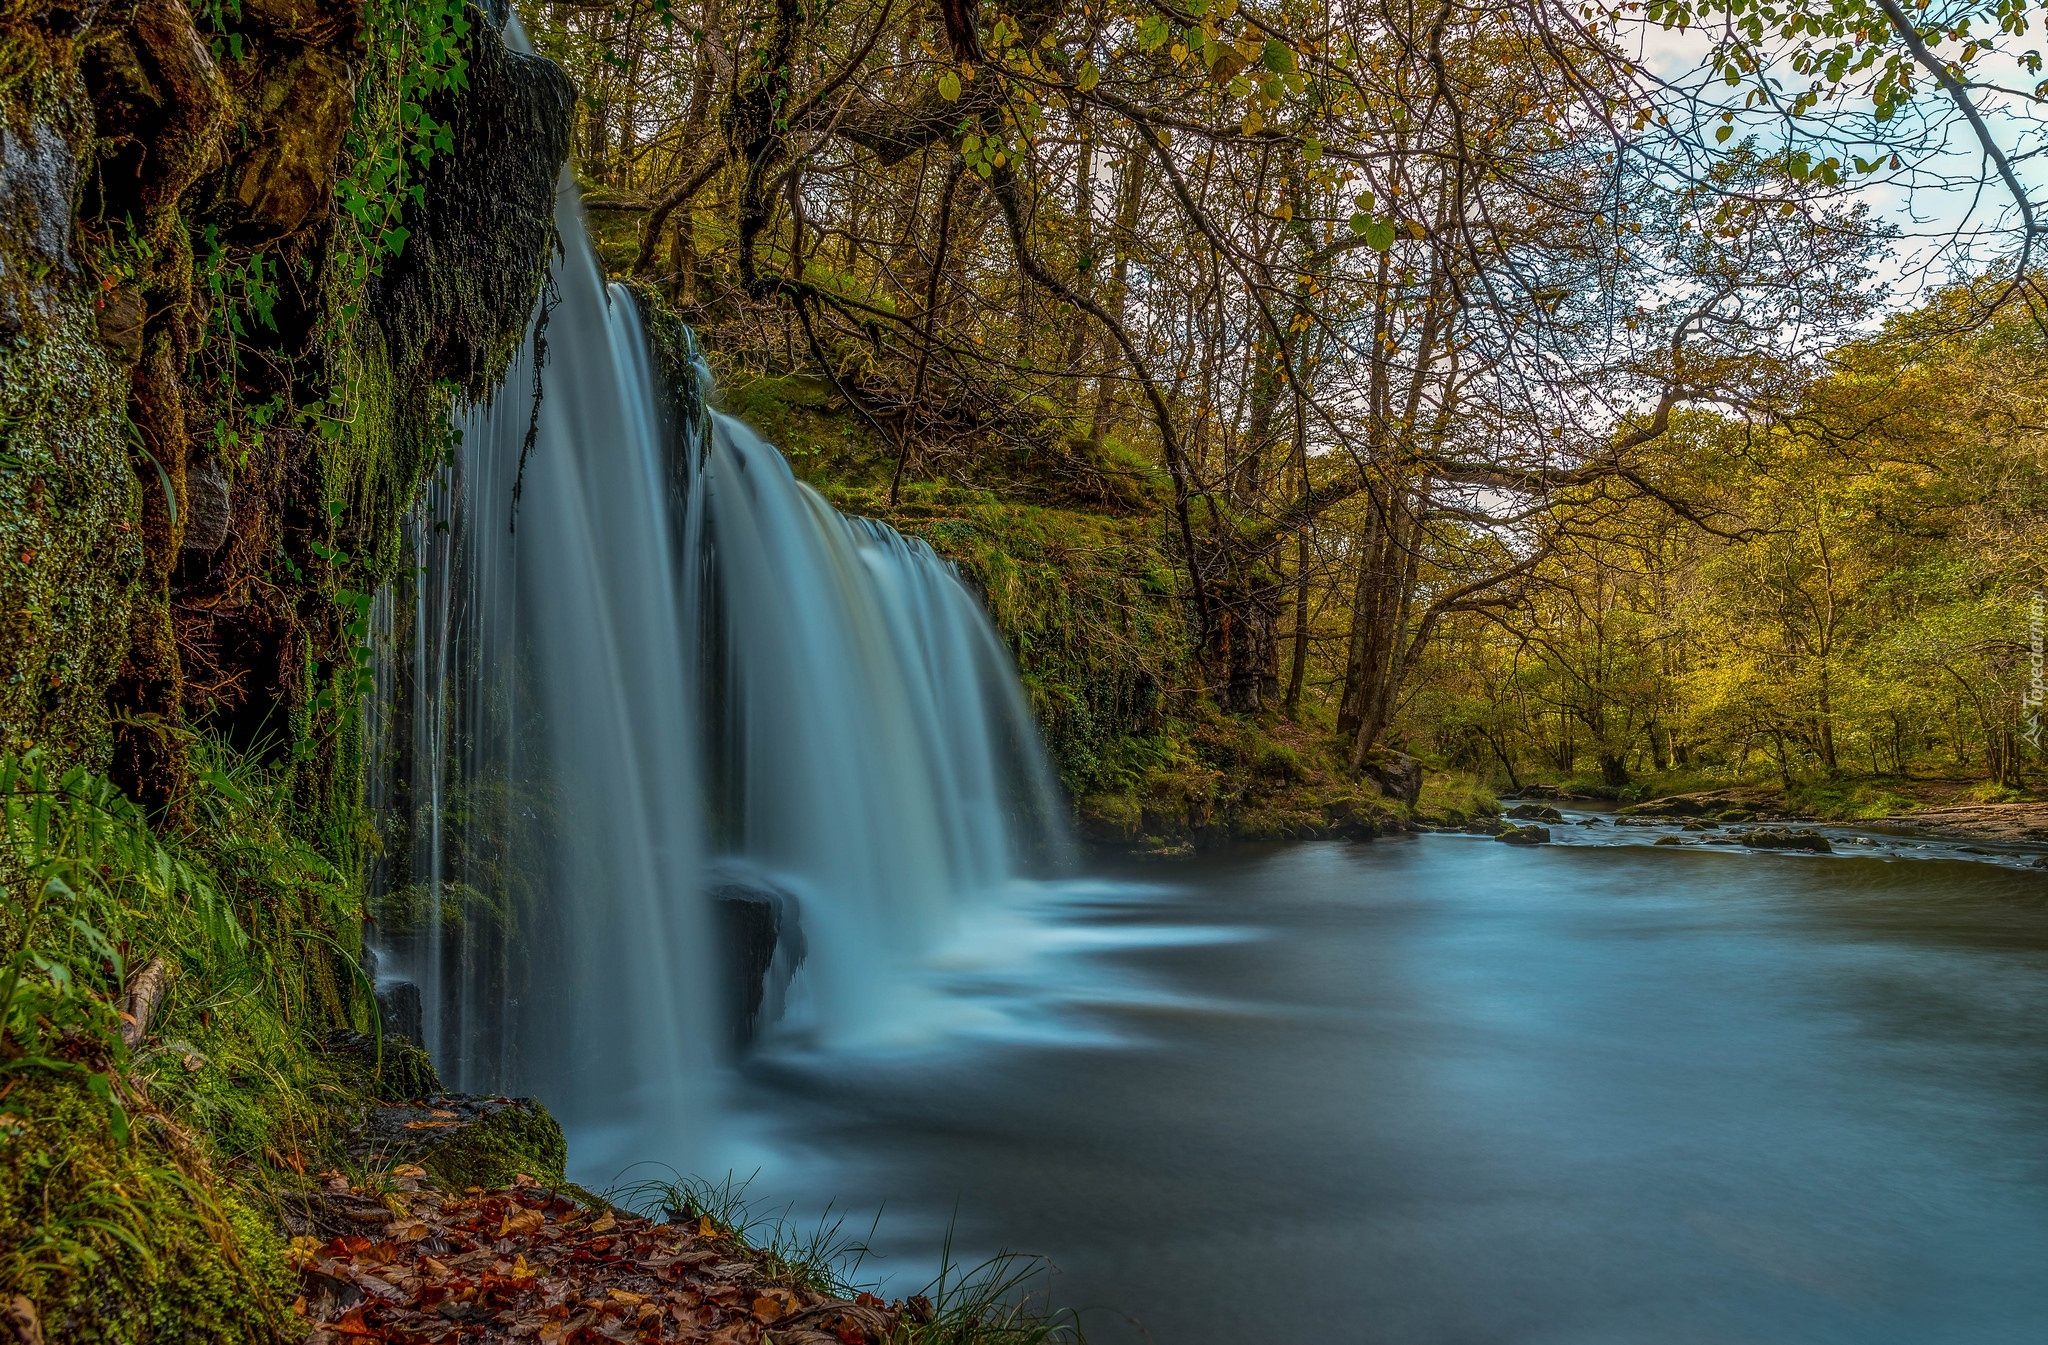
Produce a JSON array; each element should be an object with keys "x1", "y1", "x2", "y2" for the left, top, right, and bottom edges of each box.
[
  {"x1": 0, "y1": 4, "x2": 580, "y2": 1340},
  {"x1": 360, "y1": 1096, "x2": 568, "y2": 1191},
  {"x1": 0, "y1": 303, "x2": 140, "y2": 764},
  {"x1": 367, "y1": 6, "x2": 574, "y2": 401}
]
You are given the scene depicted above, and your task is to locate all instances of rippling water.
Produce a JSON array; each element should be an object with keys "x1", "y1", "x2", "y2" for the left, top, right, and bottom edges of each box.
[{"x1": 595, "y1": 837, "x2": 2048, "y2": 1344}]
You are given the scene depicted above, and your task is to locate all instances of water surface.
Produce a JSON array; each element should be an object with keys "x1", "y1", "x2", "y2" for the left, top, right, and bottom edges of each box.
[{"x1": 680, "y1": 838, "x2": 2048, "y2": 1343}]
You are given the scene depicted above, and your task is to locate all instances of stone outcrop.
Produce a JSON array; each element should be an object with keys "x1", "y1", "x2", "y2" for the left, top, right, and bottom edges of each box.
[{"x1": 0, "y1": 2, "x2": 574, "y2": 798}]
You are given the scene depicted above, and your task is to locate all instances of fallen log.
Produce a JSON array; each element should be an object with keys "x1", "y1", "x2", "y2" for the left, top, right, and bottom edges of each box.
[{"x1": 119, "y1": 956, "x2": 176, "y2": 1050}]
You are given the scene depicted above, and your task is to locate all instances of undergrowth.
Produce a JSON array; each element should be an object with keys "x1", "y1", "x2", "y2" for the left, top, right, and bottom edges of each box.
[{"x1": 0, "y1": 744, "x2": 385, "y2": 1335}]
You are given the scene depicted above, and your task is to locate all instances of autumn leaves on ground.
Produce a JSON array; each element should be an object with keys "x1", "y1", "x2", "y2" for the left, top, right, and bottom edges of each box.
[{"x1": 296, "y1": 1170, "x2": 919, "y2": 1345}]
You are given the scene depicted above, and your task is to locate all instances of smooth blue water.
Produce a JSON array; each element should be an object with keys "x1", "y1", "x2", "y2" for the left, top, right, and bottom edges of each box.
[{"x1": 695, "y1": 837, "x2": 2048, "y2": 1344}]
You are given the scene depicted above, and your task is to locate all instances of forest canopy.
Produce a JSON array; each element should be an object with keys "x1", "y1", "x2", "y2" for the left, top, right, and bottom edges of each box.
[{"x1": 522, "y1": 0, "x2": 2047, "y2": 795}]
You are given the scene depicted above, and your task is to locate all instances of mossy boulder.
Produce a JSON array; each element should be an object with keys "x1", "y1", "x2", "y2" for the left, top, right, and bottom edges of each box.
[
  {"x1": 1736, "y1": 828, "x2": 1833, "y2": 854},
  {"x1": 1360, "y1": 750, "x2": 1423, "y2": 806},
  {"x1": 422, "y1": 1099, "x2": 567, "y2": 1190},
  {"x1": 361, "y1": 1095, "x2": 568, "y2": 1191}
]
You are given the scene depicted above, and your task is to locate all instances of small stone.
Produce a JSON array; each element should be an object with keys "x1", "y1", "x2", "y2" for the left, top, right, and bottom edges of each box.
[
  {"x1": 183, "y1": 456, "x2": 232, "y2": 553},
  {"x1": 95, "y1": 287, "x2": 147, "y2": 365}
]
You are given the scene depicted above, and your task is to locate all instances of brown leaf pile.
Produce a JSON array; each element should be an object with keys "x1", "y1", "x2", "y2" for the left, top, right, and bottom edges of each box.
[{"x1": 294, "y1": 1171, "x2": 915, "y2": 1345}]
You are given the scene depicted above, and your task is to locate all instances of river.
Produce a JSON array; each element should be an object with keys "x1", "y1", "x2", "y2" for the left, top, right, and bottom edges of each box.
[{"x1": 674, "y1": 832, "x2": 2048, "y2": 1344}]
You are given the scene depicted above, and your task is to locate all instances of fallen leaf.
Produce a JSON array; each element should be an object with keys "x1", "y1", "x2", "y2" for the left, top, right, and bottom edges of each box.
[
  {"x1": 353, "y1": 1273, "x2": 406, "y2": 1303},
  {"x1": 750, "y1": 1295, "x2": 784, "y2": 1323},
  {"x1": 588, "y1": 1212, "x2": 618, "y2": 1234},
  {"x1": 498, "y1": 1207, "x2": 545, "y2": 1238}
]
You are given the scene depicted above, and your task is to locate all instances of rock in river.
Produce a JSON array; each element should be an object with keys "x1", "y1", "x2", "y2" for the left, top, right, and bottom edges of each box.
[{"x1": 1736, "y1": 828, "x2": 1833, "y2": 854}]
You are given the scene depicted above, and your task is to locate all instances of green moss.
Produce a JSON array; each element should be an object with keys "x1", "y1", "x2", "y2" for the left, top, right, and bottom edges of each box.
[
  {"x1": 1415, "y1": 773, "x2": 1500, "y2": 829},
  {"x1": 1784, "y1": 779, "x2": 1926, "y2": 821},
  {"x1": 415, "y1": 1100, "x2": 567, "y2": 1191},
  {"x1": 372, "y1": 1040, "x2": 445, "y2": 1103},
  {"x1": 0, "y1": 304, "x2": 142, "y2": 765},
  {"x1": 0, "y1": 1075, "x2": 294, "y2": 1343}
]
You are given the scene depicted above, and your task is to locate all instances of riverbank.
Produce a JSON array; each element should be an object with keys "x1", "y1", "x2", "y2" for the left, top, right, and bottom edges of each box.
[{"x1": 1505, "y1": 776, "x2": 2048, "y2": 847}]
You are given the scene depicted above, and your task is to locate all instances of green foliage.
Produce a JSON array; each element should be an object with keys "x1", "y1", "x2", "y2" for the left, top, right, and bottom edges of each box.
[
  {"x1": 0, "y1": 740, "x2": 384, "y2": 1337},
  {"x1": 334, "y1": 0, "x2": 475, "y2": 294},
  {"x1": 0, "y1": 751, "x2": 236, "y2": 1136},
  {"x1": 1406, "y1": 280, "x2": 2047, "y2": 800}
]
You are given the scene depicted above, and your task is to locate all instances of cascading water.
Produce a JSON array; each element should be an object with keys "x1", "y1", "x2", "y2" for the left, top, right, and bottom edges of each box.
[
  {"x1": 369, "y1": 106, "x2": 1068, "y2": 1171},
  {"x1": 678, "y1": 370, "x2": 1070, "y2": 1046},
  {"x1": 369, "y1": 170, "x2": 713, "y2": 1170}
]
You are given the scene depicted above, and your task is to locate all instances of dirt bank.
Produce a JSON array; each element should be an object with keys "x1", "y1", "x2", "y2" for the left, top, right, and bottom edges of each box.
[{"x1": 1866, "y1": 804, "x2": 2048, "y2": 846}]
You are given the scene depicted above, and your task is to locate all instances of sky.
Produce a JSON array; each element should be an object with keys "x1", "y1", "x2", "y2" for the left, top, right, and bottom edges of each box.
[{"x1": 1623, "y1": 14, "x2": 2048, "y2": 306}]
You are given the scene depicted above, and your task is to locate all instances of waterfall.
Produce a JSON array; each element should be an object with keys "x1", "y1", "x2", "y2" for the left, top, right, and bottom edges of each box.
[
  {"x1": 678, "y1": 372, "x2": 1070, "y2": 1046},
  {"x1": 370, "y1": 174, "x2": 713, "y2": 1164},
  {"x1": 369, "y1": 168, "x2": 1068, "y2": 1165}
]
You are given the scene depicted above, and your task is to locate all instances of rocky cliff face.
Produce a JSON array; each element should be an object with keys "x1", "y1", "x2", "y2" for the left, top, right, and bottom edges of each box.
[
  {"x1": 0, "y1": 4, "x2": 575, "y2": 1338},
  {"x1": 0, "y1": 0, "x2": 570, "y2": 807}
]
